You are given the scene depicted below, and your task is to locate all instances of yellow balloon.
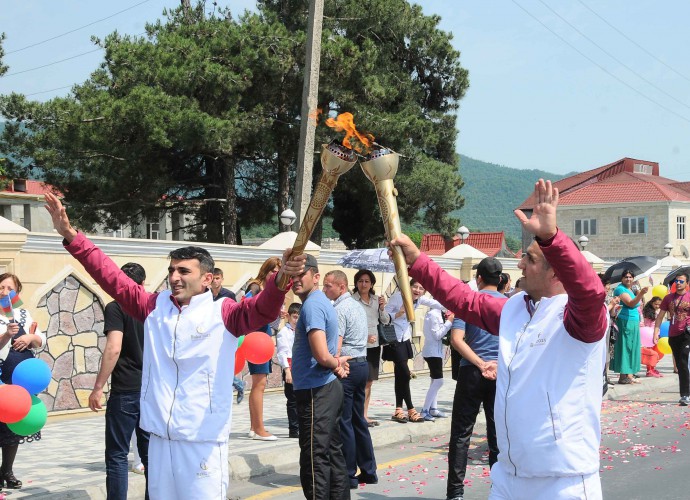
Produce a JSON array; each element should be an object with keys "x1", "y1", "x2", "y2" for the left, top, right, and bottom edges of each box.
[
  {"x1": 651, "y1": 285, "x2": 668, "y2": 299},
  {"x1": 657, "y1": 337, "x2": 673, "y2": 355}
]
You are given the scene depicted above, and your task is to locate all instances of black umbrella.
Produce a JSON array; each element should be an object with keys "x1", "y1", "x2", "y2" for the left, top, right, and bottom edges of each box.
[
  {"x1": 663, "y1": 265, "x2": 690, "y2": 286},
  {"x1": 603, "y1": 256, "x2": 661, "y2": 284}
]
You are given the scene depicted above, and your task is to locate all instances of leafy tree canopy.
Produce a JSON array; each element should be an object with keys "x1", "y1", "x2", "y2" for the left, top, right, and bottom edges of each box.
[{"x1": 0, "y1": 0, "x2": 468, "y2": 246}]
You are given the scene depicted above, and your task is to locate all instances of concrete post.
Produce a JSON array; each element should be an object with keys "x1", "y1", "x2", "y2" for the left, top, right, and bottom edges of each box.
[{"x1": 293, "y1": 0, "x2": 324, "y2": 231}]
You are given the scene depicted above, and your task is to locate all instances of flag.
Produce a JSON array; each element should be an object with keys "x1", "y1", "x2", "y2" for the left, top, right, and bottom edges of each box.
[{"x1": 0, "y1": 291, "x2": 22, "y2": 319}]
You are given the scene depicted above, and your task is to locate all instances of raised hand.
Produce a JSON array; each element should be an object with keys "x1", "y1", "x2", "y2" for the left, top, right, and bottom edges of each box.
[
  {"x1": 276, "y1": 250, "x2": 308, "y2": 290},
  {"x1": 44, "y1": 192, "x2": 78, "y2": 243},
  {"x1": 513, "y1": 179, "x2": 559, "y2": 241}
]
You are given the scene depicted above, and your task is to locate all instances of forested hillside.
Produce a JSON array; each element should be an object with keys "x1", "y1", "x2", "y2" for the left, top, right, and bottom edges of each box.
[{"x1": 453, "y1": 155, "x2": 568, "y2": 240}]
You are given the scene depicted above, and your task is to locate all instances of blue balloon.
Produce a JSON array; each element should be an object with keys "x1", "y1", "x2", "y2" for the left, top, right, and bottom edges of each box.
[
  {"x1": 659, "y1": 321, "x2": 670, "y2": 338},
  {"x1": 12, "y1": 358, "x2": 51, "y2": 395}
]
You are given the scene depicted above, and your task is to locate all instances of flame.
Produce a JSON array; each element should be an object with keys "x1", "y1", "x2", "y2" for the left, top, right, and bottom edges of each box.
[{"x1": 325, "y1": 112, "x2": 375, "y2": 153}]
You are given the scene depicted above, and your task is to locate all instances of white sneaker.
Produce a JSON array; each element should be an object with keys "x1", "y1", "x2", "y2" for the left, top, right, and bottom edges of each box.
[
  {"x1": 429, "y1": 408, "x2": 446, "y2": 418},
  {"x1": 131, "y1": 463, "x2": 145, "y2": 474}
]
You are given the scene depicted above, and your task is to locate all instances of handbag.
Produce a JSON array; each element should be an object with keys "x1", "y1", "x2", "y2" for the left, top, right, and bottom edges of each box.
[{"x1": 377, "y1": 320, "x2": 397, "y2": 346}]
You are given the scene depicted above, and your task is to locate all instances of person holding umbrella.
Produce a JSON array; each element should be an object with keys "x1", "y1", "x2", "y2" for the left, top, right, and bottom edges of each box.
[
  {"x1": 612, "y1": 270, "x2": 648, "y2": 384},
  {"x1": 655, "y1": 270, "x2": 690, "y2": 405}
]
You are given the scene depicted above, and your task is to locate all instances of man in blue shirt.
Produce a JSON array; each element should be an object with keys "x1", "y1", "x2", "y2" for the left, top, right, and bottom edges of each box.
[
  {"x1": 447, "y1": 257, "x2": 507, "y2": 500},
  {"x1": 292, "y1": 254, "x2": 350, "y2": 500}
]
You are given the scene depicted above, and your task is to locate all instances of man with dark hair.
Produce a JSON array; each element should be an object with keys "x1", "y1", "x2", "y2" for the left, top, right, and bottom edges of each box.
[
  {"x1": 322, "y1": 270, "x2": 378, "y2": 489},
  {"x1": 390, "y1": 180, "x2": 608, "y2": 500},
  {"x1": 291, "y1": 255, "x2": 350, "y2": 499},
  {"x1": 211, "y1": 267, "x2": 236, "y2": 302},
  {"x1": 655, "y1": 271, "x2": 690, "y2": 405},
  {"x1": 447, "y1": 257, "x2": 505, "y2": 500},
  {"x1": 89, "y1": 262, "x2": 150, "y2": 500},
  {"x1": 45, "y1": 193, "x2": 305, "y2": 500}
]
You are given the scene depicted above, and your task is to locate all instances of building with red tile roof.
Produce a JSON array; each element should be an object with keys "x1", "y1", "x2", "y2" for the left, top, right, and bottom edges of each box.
[
  {"x1": 420, "y1": 231, "x2": 516, "y2": 258},
  {"x1": 516, "y1": 158, "x2": 690, "y2": 260}
]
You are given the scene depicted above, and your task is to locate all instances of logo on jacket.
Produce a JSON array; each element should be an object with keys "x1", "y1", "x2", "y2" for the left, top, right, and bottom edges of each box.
[
  {"x1": 191, "y1": 325, "x2": 211, "y2": 341},
  {"x1": 530, "y1": 331, "x2": 547, "y2": 348}
]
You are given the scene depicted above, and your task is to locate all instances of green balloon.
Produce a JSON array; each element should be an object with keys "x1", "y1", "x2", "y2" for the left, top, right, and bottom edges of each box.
[
  {"x1": 237, "y1": 335, "x2": 245, "y2": 349},
  {"x1": 8, "y1": 396, "x2": 47, "y2": 436}
]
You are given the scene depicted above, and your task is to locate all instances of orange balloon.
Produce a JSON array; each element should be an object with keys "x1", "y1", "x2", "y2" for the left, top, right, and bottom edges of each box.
[
  {"x1": 243, "y1": 331, "x2": 275, "y2": 364},
  {"x1": 234, "y1": 348, "x2": 246, "y2": 376},
  {"x1": 0, "y1": 384, "x2": 32, "y2": 424}
]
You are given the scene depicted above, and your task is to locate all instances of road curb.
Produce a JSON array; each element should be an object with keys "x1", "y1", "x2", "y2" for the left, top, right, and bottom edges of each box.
[{"x1": 228, "y1": 414, "x2": 453, "y2": 481}]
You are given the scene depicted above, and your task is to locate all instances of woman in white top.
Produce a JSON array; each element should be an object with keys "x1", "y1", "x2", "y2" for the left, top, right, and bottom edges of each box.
[
  {"x1": 421, "y1": 307, "x2": 454, "y2": 421},
  {"x1": 351, "y1": 269, "x2": 390, "y2": 427},
  {"x1": 384, "y1": 279, "x2": 444, "y2": 423},
  {"x1": 0, "y1": 273, "x2": 46, "y2": 490}
]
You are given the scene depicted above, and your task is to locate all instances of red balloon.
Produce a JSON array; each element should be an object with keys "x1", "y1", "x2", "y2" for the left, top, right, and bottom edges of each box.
[
  {"x1": 243, "y1": 331, "x2": 275, "y2": 364},
  {"x1": 234, "y1": 348, "x2": 246, "y2": 376},
  {"x1": 0, "y1": 384, "x2": 32, "y2": 424}
]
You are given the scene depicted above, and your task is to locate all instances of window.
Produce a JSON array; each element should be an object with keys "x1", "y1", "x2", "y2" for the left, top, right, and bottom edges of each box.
[
  {"x1": 621, "y1": 216, "x2": 647, "y2": 235},
  {"x1": 574, "y1": 218, "x2": 597, "y2": 236},
  {"x1": 111, "y1": 225, "x2": 125, "y2": 238},
  {"x1": 146, "y1": 220, "x2": 160, "y2": 239},
  {"x1": 678, "y1": 216, "x2": 686, "y2": 240},
  {"x1": 633, "y1": 163, "x2": 653, "y2": 175}
]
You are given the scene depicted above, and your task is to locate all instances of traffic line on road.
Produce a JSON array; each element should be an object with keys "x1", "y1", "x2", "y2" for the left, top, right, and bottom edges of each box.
[{"x1": 243, "y1": 446, "x2": 451, "y2": 499}]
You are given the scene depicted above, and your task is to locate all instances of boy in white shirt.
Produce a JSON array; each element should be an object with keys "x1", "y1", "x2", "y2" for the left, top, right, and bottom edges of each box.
[{"x1": 276, "y1": 302, "x2": 301, "y2": 438}]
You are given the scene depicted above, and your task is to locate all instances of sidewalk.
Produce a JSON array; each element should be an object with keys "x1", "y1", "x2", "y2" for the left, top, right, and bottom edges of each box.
[{"x1": 9, "y1": 357, "x2": 679, "y2": 499}]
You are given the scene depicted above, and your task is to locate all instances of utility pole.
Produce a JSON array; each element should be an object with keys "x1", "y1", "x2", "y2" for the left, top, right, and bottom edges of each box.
[{"x1": 293, "y1": 0, "x2": 324, "y2": 232}]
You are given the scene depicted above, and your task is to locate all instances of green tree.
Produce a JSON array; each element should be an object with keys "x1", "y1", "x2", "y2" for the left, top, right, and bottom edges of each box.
[{"x1": 0, "y1": 1, "x2": 468, "y2": 246}]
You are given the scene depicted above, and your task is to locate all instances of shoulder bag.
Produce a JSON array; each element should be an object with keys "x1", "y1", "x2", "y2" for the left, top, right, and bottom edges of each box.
[{"x1": 377, "y1": 320, "x2": 397, "y2": 346}]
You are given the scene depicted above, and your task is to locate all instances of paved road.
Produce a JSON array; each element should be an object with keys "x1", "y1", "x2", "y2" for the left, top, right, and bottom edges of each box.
[{"x1": 232, "y1": 377, "x2": 690, "y2": 500}]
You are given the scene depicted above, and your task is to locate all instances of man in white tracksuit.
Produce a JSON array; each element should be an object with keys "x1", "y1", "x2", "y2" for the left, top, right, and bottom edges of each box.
[
  {"x1": 391, "y1": 180, "x2": 608, "y2": 500},
  {"x1": 45, "y1": 193, "x2": 304, "y2": 499}
]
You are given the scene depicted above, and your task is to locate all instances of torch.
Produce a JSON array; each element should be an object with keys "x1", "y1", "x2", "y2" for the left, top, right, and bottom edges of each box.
[
  {"x1": 278, "y1": 140, "x2": 357, "y2": 289},
  {"x1": 360, "y1": 148, "x2": 415, "y2": 322}
]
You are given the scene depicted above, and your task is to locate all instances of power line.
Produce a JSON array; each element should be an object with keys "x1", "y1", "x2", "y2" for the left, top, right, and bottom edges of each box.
[
  {"x1": 5, "y1": 0, "x2": 151, "y2": 55},
  {"x1": 24, "y1": 85, "x2": 74, "y2": 97},
  {"x1": 575, "y1": 0, "x2": 690, "y2": 85},
  {"x1": 535, "y1": 0, "x2": 690, "y2": 111},
  {"x1": 3, "y1": 48, "x2": 103, "y2": 77},
  {"x1": 508, "y1": 0, "x2": 690, "y2": 124}
]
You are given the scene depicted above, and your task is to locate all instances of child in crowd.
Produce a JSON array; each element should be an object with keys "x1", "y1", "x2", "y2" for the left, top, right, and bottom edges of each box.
[
  {"x1": 276, "y1": 302, "x2": 301, "y2": 438},
  {"x1": 421, "y1": 305, "x2": 454, "y2": 421},
  {"x1": 641, "y1": 296, "x2": 664, "y2": 378}
]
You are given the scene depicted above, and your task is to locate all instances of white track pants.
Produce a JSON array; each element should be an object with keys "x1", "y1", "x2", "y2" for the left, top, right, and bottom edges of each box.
[{"x1": 148, "y1": 434, "x2": 228, "y2": 500}]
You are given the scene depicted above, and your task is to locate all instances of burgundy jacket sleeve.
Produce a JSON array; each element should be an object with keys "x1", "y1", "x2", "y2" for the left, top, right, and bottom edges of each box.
[
  {"x1": 538, "y1": 230, "x2": 608, "y2": 343},
  {"x1": 64, "y1": 233, "x2": 157, "y2": 323},
  {"x1": 409, "y1": 253, "x2": 506, "y2": 335},
  {"x1": 222, "y1": 271, "x2": 289, "y2": 337}
]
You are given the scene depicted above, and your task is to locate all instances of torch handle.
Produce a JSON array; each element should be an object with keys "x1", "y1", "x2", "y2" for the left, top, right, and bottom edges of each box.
[
  {"x1": 277, "y1": 171, "x2": 341, "y2": 289},
  {"x1": 371, "y1": 179, "x2": 415, "y2": 322}
]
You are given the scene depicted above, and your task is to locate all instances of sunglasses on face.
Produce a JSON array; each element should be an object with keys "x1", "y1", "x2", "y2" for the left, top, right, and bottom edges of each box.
[{"x1": 676, "y1": 279, "x2": 687, "y2": 284}]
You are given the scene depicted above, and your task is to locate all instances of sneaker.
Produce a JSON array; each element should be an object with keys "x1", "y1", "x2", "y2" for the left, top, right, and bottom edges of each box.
[
  {"x1": 420, "y1": 410, "x2": 436, "y2": 422},
  {"x1": 131, "y1": 463, "x2": 145, "y2": 475},
  {"x1": 429, "y1": 408, "x2": 446, "y2": 418},
  {"x1": 680, "y1": 396, "x2": 690, "y2": 406}
]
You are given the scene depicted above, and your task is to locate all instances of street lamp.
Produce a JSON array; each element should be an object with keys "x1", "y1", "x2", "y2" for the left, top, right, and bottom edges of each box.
[
  {"x1": 578, "y1": 235, "x2": 589, "y2": 250},
  {"x1": 279, "y1": 209, "x2": 297, "y2": 229},
  {"x1": 457, "y1": 225, "x2": 469, "y2": 244},
  {"x1": 664, "y1": 242, "x2": 673, "y2": 256}
]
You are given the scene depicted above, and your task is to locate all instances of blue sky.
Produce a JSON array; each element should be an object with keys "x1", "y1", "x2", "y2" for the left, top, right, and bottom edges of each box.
[{"x1": 2, "y1": 1, "x2": 690, "y2": 180}]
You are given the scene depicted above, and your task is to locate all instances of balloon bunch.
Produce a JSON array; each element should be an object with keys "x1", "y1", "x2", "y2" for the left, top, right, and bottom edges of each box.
[
  {"x1": 656, "y1": 321, "x2": 673, "y2": 355},
  {"x1": 0, "y1": 358, "x2": 51, "y2": 436},
  {"x1": 234, "y1": 332, "x2": 275, "y2": 376}
]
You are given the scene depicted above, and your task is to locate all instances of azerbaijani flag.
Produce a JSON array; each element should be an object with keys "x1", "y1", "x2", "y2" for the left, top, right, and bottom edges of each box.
[{"x1": 0, "y1": 290, "x2": 22, "y2": 319}]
